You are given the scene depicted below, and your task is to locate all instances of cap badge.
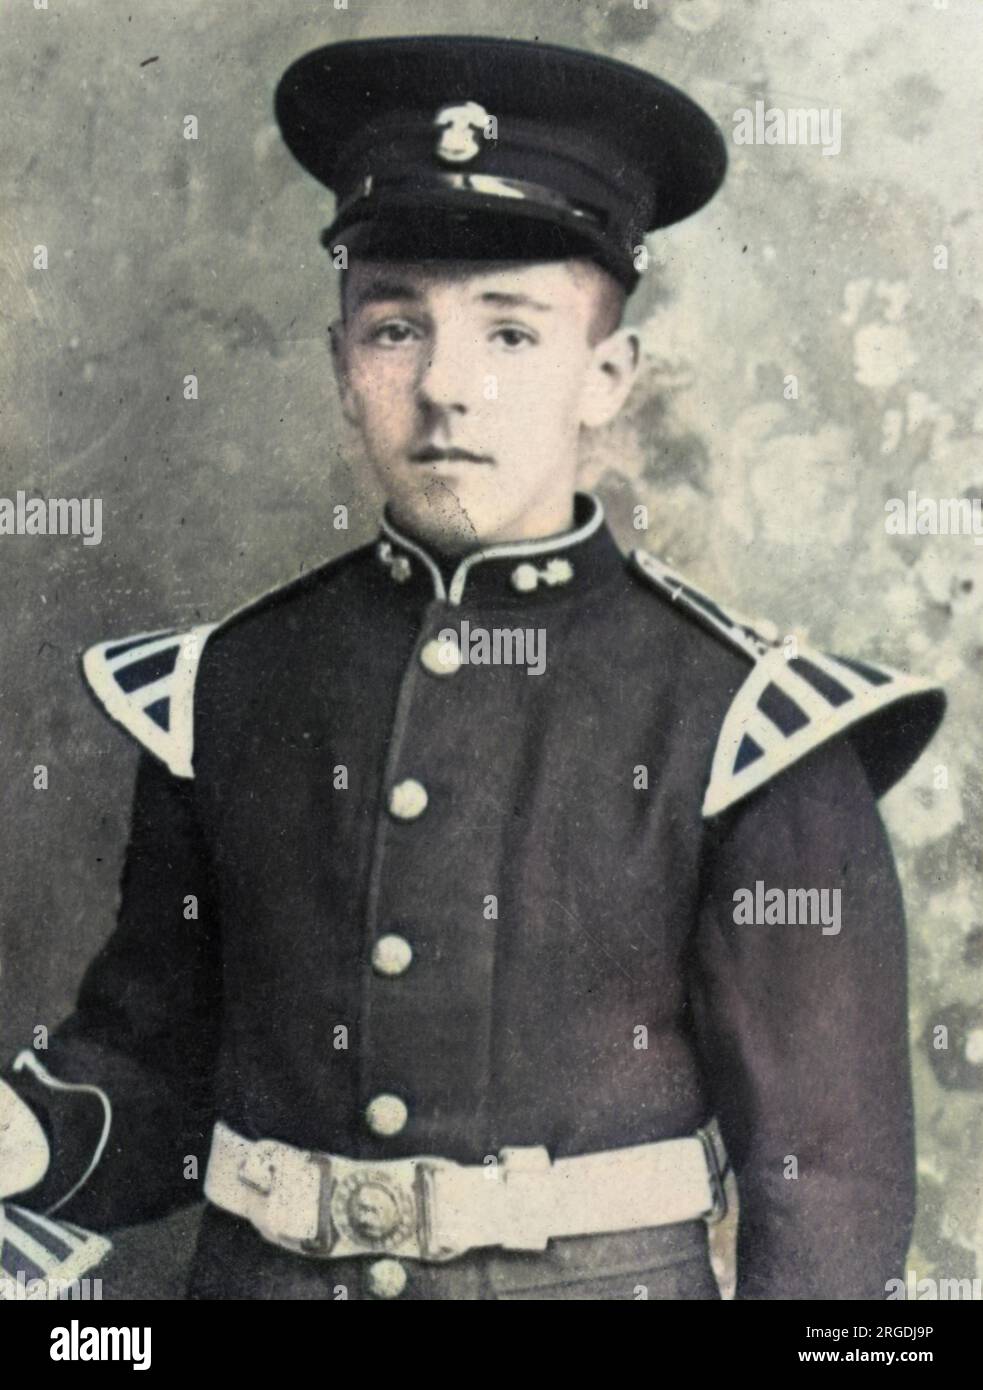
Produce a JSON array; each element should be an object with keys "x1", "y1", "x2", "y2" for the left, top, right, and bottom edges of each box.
[{"x1": 434, "y1": 101, "x2": 491, "y2": 164}]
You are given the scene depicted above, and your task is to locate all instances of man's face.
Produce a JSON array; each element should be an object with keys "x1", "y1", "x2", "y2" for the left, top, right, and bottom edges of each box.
[{"x1": 332, "y1": 258, "x2": 637, "y2": 551}]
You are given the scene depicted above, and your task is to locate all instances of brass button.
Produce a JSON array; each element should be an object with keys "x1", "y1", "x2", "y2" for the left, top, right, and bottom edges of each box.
[
  {"x1": 420, "y1": 637, "x2": 461, "y2": 676},
  {"x1": 511, "y1": 562, "x2": 539, "y2": 593},
  {"x1": 366, "y1": 1093, "x2": 408, "y2": 1137},
  {"x1": 367, "y1": 1258, "x2": 408, "y2": 1299},
  {"x1": 371, "y1": 934, "x2": 413, "y2": 977},
  {"x1": 543, "y1": 558, "x2": 573, "y2": 585},
  {"x1": 511, "y1": 558, "x2": 573, "y2": 592},
  {"x1": 388, "y1": 778, "x2": 428, "y2": 821}
]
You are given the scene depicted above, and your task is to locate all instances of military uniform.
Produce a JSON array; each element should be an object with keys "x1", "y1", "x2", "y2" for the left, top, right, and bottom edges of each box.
[{"x1": 0, "y1": 38, "x2": 946, "y2": 1301}]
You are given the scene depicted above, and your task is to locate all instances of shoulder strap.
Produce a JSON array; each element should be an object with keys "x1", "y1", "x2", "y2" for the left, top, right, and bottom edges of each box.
[{"x1": 631, "y1": 549, "x2": 775, "y2": 662}]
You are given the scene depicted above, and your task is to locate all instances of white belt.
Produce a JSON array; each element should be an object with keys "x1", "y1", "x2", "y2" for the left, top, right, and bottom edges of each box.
[{"x1": 204, "y1": 1120, "x2": 728, "y2": 1262}]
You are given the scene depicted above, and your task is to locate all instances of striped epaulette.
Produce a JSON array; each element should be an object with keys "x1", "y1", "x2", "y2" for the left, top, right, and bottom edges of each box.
[
  {"x1": 0, "y1": 1204, "x2": 111, "y2": 1297},
  {"x1": 82, "y1": 624, "x2": 218, "y2": 779},
  {"x1": 631, "y1": 550, "x2": 945, "y2": 818},
  {"x1": 79, "y1": 561, "x2": 336, "y2": 778}
]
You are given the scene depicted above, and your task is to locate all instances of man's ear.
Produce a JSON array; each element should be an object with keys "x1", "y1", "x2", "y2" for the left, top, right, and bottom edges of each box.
[
  {"x1": 579, "y1": 327, "x2": 641, "y2": 429},
  {"x1": 329, "y1": 318, "x2": 360, "y2": 426}
]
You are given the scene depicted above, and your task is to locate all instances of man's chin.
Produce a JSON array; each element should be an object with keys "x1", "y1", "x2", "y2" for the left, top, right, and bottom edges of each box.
[{"x1": 386, "y1": 476, "x2": 501, "y2": 554}]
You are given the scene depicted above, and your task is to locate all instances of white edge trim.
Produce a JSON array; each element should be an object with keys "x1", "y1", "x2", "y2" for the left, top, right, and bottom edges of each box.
[
  {"x1": 381, "y1": 493, "x2": 605, "y2": 607},
  {"x1": 11, "y1": 1052, "x2": 112, "y2": 1217},
  {"x1": 378, "y1": 522, "x2": 447, "y2": 600},
  {"x1": 447, "y1": 494, "x2": 604, "y2": 606}
]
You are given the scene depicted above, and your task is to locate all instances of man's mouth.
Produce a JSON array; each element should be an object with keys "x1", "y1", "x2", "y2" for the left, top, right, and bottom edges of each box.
[{"x1": 409, "y1": 445, "x2": 494, "y2": 465}]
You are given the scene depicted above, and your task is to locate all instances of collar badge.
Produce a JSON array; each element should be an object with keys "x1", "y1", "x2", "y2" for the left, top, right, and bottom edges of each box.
[{"x1": 511, "y1": 558, "x2": 574, "y2": 594}]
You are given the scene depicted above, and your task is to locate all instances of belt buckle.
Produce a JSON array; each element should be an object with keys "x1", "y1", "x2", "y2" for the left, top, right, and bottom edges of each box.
[
  {"x1": 295, "y1": 1155, "x2": 464, "y2": 1261},
  {"x1": 695, "y1": 1124, "x2": 728, "y2": 1225},
  {"x1": 413, "y1": 1158, "x2": 466, "y2": 1263},
  {"x1": 298, "y1": 1154, "x2": 336, "y2": 1257}
]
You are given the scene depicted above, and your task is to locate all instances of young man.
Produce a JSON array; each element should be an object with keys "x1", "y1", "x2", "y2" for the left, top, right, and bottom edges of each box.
[{"x1": 1, "y1": 36, "x2": 945, "y2": 1301}]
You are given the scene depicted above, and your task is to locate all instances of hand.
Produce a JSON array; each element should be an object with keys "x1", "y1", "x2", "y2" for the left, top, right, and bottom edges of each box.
[{"x1": 0, "y1": 1079, "x2": 50, "y2": 1200}]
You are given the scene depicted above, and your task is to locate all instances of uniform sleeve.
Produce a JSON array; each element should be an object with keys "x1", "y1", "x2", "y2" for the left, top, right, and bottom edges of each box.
[
  {"x1": 2, "y1": 751, "x2": 222, "y2": 1231},
  {"x1": 689, "y1": 735, "x2": 916, "y2": 1300}
]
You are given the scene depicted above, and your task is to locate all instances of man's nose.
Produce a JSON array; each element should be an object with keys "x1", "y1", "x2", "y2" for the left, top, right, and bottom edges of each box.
[{"x1": 415, "y1": 332, "x2": 476, "y2": 414}]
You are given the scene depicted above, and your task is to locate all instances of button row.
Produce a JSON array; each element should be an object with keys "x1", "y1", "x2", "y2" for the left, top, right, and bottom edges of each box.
[
  {"x1": 367, "y1": 642, "x2": 441, "y2": 1299},
  {"x1": 419, "y1": 637, "x2": 461, "y2": 677},
  {"x1": 365, "y1": 1092, "x2": 408, "y2": 1137},
  {"x1": 371, "y1": 933, "x2": 412, "y2": 977},
  {"x1": 388, "y1": 778, "x2": 428, "y2": 820},
  {"x1": 367, "y1": 1257, "x2": 407, "y2": 1299}
]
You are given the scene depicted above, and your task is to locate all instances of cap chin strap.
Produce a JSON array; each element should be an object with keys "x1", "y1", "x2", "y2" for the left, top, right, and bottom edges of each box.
[{"x1": 333, "y1": 170, "x2": 607, "y2": 229}]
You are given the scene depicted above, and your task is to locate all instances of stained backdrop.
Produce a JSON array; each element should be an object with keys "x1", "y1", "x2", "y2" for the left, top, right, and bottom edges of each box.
[{"x1": 1, "y1": 0, "x2": 981, "y2": 1297}]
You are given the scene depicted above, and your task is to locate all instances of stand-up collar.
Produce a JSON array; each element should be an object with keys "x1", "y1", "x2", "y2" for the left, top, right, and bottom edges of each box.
[{"x1": 375, "y1": 493, "x2": 623, "y2": 607}]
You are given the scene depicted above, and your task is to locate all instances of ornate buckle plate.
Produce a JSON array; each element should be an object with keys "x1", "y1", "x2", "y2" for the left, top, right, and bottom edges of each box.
[
  {"x1": 293, "y1": 1155, "x2": 464, "y2": 1261},
  {"x1": 331, "y1": 1168, "x2": 418, "y2": 1252}
]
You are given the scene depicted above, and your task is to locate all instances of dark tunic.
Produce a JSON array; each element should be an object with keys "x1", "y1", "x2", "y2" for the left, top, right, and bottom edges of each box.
[{"x1": 5, "y1": 493, "x2": 945, "y2": 1299}]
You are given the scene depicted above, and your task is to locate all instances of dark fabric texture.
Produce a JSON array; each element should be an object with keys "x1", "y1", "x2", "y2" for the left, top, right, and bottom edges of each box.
[
  {"x1": 187, "y1": 1206, "x2": 720, "y2": 1301},
  {"x1": 3, "y1": 508, "x2": 920, "y2": 1298}
]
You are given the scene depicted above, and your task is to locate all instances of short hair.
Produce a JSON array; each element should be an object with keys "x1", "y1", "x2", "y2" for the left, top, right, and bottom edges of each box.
[
  {"x1": 567, "y1": 260, "x2": 627, "y2": 346},
  {"x1": 337, "y1": 257, "x2": 626, "y2": 346}
]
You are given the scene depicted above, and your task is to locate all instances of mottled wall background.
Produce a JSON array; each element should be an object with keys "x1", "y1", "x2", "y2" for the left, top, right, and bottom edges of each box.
[{"x1": 1, "y1": 0, "x2": 980, "y2": 1297}]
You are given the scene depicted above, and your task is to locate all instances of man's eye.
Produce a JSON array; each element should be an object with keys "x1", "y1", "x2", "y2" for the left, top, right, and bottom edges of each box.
[
  {"x1": 492, "y1": 326, "x2": 537, "y2": 350},
  {"x1": 367, "y1": 320, "x2": 421, "y2": 346}
]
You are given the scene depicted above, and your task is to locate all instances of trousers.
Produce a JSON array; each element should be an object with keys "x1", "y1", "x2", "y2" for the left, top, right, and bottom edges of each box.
[{"x1": 187, "y1": 1205, "x2": 722, "y2": 1300}]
